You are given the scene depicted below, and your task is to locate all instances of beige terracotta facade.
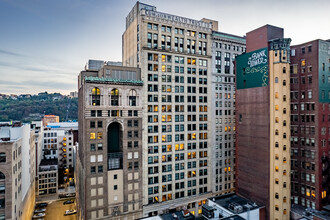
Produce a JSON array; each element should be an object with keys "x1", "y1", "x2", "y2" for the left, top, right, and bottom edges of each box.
[
  {"x1": 268, "y1": 40, "x2": 291, "y2": 220},
  {"x1": 77, "y1": 64, "x2": 143, "y2": 219},
  {"x1": 123, "y1": 2, "x2": 214, "y2": 217}
]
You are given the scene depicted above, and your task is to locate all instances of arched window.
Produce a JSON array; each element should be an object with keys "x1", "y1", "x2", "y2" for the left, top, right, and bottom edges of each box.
[
  {"x1": 0, "y1": 153, "x2": 5, "y2": 163},
  {"x1": 283, "y1": 120, "x2": 287, "y2": 126},
  {"x1": 283, "y1": 108, "x2": 287, "y2": 114},
  {"x1": 275, "y1": 193, "x2": 279, "y2": 199},
  {"x1": 91, "y1": 87, "x2": 100, "y2": 106},
  {"x1": 283, "y1": 80, "x2": 286, "y2": 86},
  {"x1": 129, "y1": 90, "x2": 137, "y2": 106},
  {"x1": 111, "y1": 89, "x2": 119, "y2": 106},
  {"x1": 275, "y1": 77, "x2": 278, "y2": 83},
  {"x1": 283, "y1": 67, "x2": 286, "y2": 74},
  {"x1": 275, "y1": 129, "x2": 279, "y2": 135}
]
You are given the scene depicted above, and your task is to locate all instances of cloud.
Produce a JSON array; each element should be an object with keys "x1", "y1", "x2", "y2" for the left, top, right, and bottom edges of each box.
[
  {"x1": 0, "y1": 49, "x2": 26, "y2": 57},
  {"x1": 0, "y1": 79, "x2": 75, "y2": 91}
]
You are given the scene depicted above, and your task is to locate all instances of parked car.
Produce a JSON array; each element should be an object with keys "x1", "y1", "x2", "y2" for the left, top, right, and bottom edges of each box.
[
  {"x1": 59, "y1": 193, "x2": 75, "y2": 198},
  {"x1": 35, "y1": 203, "x2": 48, "y2": 209},
  {"x1": 34, "y1": 208, "x2": 46, "y2": 213},
  {"x1": 32, "y1": 213, "x2": 45, "y2": 218},
  {"x1": 63, "y1": 199, "x2": 74, "y2": 205},
  {"x1": 64, "y1": 209, "x2": 77, "y2": 216}
]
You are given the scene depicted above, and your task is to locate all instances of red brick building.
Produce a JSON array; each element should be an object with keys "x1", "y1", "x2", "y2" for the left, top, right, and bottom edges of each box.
[{"x1": 290, "y1": 39, "x2": 330, "y2": 210}]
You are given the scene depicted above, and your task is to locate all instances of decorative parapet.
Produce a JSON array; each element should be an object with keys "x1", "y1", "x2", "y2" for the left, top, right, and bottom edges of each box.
[
  {"x1": 85, "y1": 76, "x2": 143, "y2": 85},
  {"x1": 212, "y1": 31, "x2": 246, "y2": 43},
  {"x1": 142, "y1": 9, "x2": 212, "y2": 32},
  {"x1": 269, "y1": 38, "x2": 291, "y2": 51}
]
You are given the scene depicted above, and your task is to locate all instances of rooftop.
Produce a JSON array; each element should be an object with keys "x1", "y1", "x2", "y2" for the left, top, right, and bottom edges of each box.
[
  {"x1": 211, "y1": 193, "x2": 260, "y2": 213},
  {"x1": 47, "y1": 122, "x2": 78, "y2": 129},
  {"x1": 221, "y1": 215, "x2": 245, "y2": 220},
  {"x1": 85, "y1": 76, "x2": 143, "y2": 85},
  {"x1": 40, "y1": 159, "x2": 58, "y2": 166},
  {"x1": 0, "y1": 121, "x2": 22, "y2": 128},
  {"x1": 212, "y1": 31, "x2": 246, "y2": 43},
  {"x1": 160, "y1": 210, "x2": 195, "y2": 220},
  {"x1": 291, "y1": 204, "x2": 330, "y2": 220}
]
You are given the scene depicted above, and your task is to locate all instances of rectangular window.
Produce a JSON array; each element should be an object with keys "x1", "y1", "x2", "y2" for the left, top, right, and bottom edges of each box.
[
  {"x1": 90, "y1": 133, "x2": 96, "y2": 139},
  {"x1": 91, "y1": 110, "x2": 96, "y2": 117},
  {"x1": 90, "y1": 121, "x2": 95, "y2": 128},
  {"x1": 91, "y1": 166, "x2": 96, "y2": 174},
  {"x1": 90, "y1": 144, "x2": 96, "y2": 151},
  {"x1": 97, "y1": 121, "x2": 102, "y2": 128}
]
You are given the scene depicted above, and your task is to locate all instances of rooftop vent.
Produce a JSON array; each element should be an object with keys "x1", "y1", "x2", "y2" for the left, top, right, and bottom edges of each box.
[{"x1": 228, "y1": 202, "x2": 243, "y2": 214}]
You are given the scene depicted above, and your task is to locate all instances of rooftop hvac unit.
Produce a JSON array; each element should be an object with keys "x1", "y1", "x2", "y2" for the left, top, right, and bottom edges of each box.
[{"x1": 228, "y1": 202, "x2": 243, "y2": 214}]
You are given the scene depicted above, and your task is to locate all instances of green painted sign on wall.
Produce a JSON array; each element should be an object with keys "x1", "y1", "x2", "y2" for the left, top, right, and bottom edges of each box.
[
  {"x1": 236, "y1": 47, "x2": 269, "y2": 90},
  {"x1": 318, "y1": 40, "x2": 330, "y2": 103}
]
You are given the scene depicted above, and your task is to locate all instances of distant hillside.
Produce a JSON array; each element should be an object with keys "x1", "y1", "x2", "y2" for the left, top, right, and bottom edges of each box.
[{"x1": 0, "y1": 93, "x2": 78, "y2": 122}]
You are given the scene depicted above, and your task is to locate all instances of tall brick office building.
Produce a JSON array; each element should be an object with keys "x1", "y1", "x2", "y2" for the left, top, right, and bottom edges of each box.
[
  {"x1": 235, "y1": 25, "x2": 291, "y2": 220},
  {"x1": 290, "y1": 39, "x2": 330, "y2": 210}
]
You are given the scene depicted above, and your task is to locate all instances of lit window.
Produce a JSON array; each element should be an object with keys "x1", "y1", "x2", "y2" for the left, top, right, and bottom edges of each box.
[
  {"x1": 90, "y1": 133, "x2": 96, "y2": 139},
  {"x1": 111, "y1": 89, "x2": 119, "y2": 106},
  {"x1": 322, "y1": 191, "x2": 327, "y2": 199},
  {"x1": 91, "y1": 87, "x2": 101, "y2": 106}
]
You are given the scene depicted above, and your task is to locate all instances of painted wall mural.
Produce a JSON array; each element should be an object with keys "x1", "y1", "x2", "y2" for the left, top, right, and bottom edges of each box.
[{"x1": 236, "y1": 47, "x2": 269, "y2": 89}]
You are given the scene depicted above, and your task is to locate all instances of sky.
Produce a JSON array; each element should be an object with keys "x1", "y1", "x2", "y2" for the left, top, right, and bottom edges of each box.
[{"x1": 0, "y1": 0, "x2": 329, "y2": 95}]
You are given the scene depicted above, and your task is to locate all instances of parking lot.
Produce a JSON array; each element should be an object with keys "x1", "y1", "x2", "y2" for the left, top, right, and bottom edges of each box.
[{"x1": 43, "y1": 199, "x2": 77, "y2": 220}]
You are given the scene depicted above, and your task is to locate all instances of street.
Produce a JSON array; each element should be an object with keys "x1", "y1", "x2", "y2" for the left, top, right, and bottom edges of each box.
[{"x1": 44, "y1": 199, "x2": 77, "y2": 220}]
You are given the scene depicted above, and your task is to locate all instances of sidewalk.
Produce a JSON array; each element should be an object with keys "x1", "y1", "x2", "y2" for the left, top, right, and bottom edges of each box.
[
  {"x1": 36, "y1": 193, "x2": 59, "y2": 203},
  {"x1": 37, "y1": 186, "x2": 76, "y2": 203}
]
